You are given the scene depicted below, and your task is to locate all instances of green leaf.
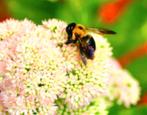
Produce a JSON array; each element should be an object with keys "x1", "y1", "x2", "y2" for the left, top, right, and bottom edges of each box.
[{"x1": 109, "y1": 105, "x2": 147, "y2": 115}]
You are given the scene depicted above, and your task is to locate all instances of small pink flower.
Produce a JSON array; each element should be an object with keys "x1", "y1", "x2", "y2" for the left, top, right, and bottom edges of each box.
[
  {"x1": 0, "y1": 61, "x2": 7, "y2": 74},
  {"x1": 26, "y1": 95, "x2": 35, "y2": 102},
  {"x1": 41, "y1": 97, "x2": 52, "y2": 106}
]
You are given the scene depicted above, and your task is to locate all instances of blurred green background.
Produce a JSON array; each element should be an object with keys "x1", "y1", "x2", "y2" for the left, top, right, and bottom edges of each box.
[{"x1": 1, "y1": 0, "x2": 147, "y2": 114}]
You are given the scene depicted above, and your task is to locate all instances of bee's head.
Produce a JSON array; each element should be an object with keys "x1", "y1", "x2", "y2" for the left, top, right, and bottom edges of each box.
[
  {"x1": 65, "y1": 23, "x2": 76, "y2": 44},
  {"x1": 66, "y1": 22, "x2": 76, "y2": 36}
]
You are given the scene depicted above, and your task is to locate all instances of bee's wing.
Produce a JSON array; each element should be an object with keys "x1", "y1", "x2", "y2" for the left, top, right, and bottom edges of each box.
[
  {"x1": 87, "y1": 28, "x2": 116, "y2": 35},
  {"x1": 79, "y1": 45, "x2": 87, "y2": 65},
  {"x1": 80, "y1": 53, "x2": 87, "y2": 65}
]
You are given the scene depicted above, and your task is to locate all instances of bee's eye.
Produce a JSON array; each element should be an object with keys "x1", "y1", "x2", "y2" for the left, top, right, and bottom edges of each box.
[
  {"x1": 69, "y1": 26, "x2": 73, "y2": 31},
  {"x1": 66, "y1": 23, "x2": 76, "y2": 33},
  {"x1": 66, "y1": 26, "x2": 71, "y2": 32}
]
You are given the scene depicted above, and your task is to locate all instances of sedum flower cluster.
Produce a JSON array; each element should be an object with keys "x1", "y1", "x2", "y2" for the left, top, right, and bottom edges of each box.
[
  {"x1": 107, "y1": 58, "x2": 140, "y2": 107},
  {"x1": 0, "y1": 19, "x2": 140, "y2": 115}
]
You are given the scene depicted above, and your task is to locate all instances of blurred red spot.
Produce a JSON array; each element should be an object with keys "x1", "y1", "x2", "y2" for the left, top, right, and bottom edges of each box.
[
  {"x1": 99, "y1": 0, "x2": 132, "y2": 24},
  {"x1": 0, "y1": 0, "x2": 10, "y2": 22},
  {"x1": 118, "y1": 43, "x2": 147, "y2": 67},
  {"x1": 138, "y1": 93, "x2": 147, "y2": 105}
]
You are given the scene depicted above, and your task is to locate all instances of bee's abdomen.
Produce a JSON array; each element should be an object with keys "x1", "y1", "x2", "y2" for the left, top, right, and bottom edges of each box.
[
  {"x1": 86, "y1": 46, "x2": 95, "y2": 59},
  {"x1": 82, "y1": 35, "x2": 96, "y2": 50}
]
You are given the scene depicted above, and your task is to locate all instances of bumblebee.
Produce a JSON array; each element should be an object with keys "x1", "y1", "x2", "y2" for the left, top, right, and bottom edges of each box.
[{"x1": 65, "y1": 22, "x2": 116, "y2": 65}]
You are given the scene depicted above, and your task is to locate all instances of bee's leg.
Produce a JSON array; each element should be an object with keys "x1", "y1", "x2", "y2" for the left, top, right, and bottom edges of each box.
[
  {"x1": 79, "y1": 46, "x2": 87, "y2": 65},
  {"x1": 65, "y1": 33, "x2": 73, "y2": 44},
  {"x1": 65, "y1": 39, "x2": 78, "y2": 45},
  {"x1": 65, "y1": 39, "x2": 74, "y2": 44}
]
